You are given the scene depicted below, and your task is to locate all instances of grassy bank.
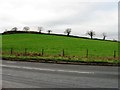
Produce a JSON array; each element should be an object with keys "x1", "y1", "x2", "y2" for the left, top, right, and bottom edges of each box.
[
  {"x1": 2, "y1": 54, "x2": 119, "y2": 66},
  {"x1": 2, "y1": 33, "x2": 119, "y2": 65}
]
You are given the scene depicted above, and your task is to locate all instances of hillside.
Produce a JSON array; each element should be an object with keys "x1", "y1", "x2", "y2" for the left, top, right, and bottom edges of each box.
[{"x1": 2, "y1": 33, "x2": 118, "y2": 57}]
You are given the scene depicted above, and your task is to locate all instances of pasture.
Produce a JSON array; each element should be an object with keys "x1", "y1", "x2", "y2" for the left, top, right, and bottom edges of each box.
[{"x1": 2, "y1": 33, "x2": 119, "y2": 64}]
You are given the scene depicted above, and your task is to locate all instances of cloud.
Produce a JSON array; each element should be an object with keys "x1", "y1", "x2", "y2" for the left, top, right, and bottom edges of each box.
[{"x1": 0, "y1": 0, "x2": 118, "y2": 40}]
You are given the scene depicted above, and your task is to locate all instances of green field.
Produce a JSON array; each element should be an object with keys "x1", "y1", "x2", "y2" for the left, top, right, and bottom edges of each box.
[{"x1": 2, "y1": 33, "x2": 118, "y2": 58}]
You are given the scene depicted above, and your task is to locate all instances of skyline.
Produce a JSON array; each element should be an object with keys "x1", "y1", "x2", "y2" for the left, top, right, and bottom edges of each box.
[{"x1": 0, "y1": 0, "x2": 118, "y2": 40}]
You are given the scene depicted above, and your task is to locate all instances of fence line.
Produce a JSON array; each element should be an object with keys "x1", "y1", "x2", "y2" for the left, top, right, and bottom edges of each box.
[
  {"x1": 62, "y1": 49, "x2": 65, "y2": 57},
  {"x1": 5, "y1": 48, "x2": 118, "y2": 58},
  {"x1": 41, "y1": 49, "x2": 44, "y2": 56},
  {"x1": 86, "y1": 49, "x2": 88, "y2": 58},
  {"x1": 113, "y1": 50, "x2": 116, "y2": 58},
  {"x1": 10, "y1": 48, "x2": 13, "y2": 55},
  {"x1": 24, "y1": 48, "x2": 27, "y2": 55}
]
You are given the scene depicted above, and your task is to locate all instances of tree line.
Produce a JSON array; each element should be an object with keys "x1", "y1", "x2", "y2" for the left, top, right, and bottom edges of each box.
[{"x1": 5, "y1": 26, "x2": 107, "y2": 40}]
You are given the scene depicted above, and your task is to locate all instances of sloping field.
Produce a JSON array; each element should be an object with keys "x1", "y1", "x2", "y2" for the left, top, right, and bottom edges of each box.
[{"x1": 2, "y1": 33, "x2": 118, "y2": 57}]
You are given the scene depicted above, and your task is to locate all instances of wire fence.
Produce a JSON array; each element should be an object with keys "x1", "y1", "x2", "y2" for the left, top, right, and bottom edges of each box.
[{"x1": 2, "y1": 48, "x2": 118, "y2": 60}]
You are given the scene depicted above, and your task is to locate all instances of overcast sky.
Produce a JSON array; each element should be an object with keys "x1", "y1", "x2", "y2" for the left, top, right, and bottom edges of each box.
[{"x1": 0, "y1": 0, "x2": 118, "y2": 40}]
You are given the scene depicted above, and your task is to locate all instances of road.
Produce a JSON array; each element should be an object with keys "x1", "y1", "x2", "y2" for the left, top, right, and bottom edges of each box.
[{"x1": 1, "y1": 60, "x2": 118, "y2": 88}]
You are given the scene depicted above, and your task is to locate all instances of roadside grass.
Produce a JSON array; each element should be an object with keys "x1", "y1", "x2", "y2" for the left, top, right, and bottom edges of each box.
[{"x1": 2, "y1": 53, "x2": 119, "y2": 65}]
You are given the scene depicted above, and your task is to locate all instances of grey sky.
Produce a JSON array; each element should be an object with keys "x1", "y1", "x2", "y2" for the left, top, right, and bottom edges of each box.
[{"x1": 0, "y1": 0, "x2": 118, "y2": 40}]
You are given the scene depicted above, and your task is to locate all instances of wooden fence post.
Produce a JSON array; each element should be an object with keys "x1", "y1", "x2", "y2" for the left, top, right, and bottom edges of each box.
[
  {"x1": 62, "y1": 49, "x2": 65, "y2": 56},
  {"x1": 24, "y1": 48, "x2": 27, "y2": 55},
  {"x1": 114, "y1": 50, "x2": 116, "y2": 58},
  {"x1": 41, "y1": 49, "x2": 44, "y2": 56},
  {"x1": 10, "y1": 48, "x2": 13, "y2": 55},
  {"x1": 86, "y1": 49, "x2": 88, "y2": 58}
]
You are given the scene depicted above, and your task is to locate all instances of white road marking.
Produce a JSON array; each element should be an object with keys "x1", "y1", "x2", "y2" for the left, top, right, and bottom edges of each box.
[
  {"x1": 7, "y1": 74, "x2": 11, "y2": 76},
  {"x1": 1, "y1": 65, "x2": 94, "y2": 74}
]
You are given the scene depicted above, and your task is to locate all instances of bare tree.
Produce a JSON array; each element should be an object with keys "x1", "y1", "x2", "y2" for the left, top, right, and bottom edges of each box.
[
  {"x1": 23, "y1": 26, "x2": 30, "y2": 31},
  {"x1": 86, "y1": 30, "x2": 95, "y2": 39},
  {"x1": 5, "y1": 29, "x2": 7, "y2": 32},
  {"x1": 47, "y1": 30, "x2": 52, "y2": 34},
  {"x1": 11, "y1": 27, "x2": 18, "y2": 31},
  {"x1": 113, "y1": 39, "x2": 117, "y2": 42},
  {"x1": 64, "y1": 28, "x2": 71, "y2": 36},
  {"x1": 102, "y1": 33, "x2": 107, "y2": 40},
  {"x1": 38, "y1": 27, "x2": 43, "y2": 33}
]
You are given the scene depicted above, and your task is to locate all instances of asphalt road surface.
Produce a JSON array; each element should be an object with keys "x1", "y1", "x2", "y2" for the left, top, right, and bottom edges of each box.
[{"x1": 1, "y1": 60, "x2": 118, "y2": 88}]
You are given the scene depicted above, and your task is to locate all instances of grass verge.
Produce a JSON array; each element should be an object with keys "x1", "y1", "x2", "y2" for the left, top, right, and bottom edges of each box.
[{"x1": 1, "y1": 54, "x2": 119, "y2": 66}]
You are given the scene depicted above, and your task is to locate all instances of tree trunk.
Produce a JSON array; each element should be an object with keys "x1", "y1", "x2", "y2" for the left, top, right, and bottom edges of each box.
[
  {"x1": 103, "y1": 36, "x2": 106, "y2": 40},
  {"x1": 91, "y1": 35, "x2": 92, "y2": 39},
  {"x1": 67, "y1": 33, "x2": 70, "y2": 36}
]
